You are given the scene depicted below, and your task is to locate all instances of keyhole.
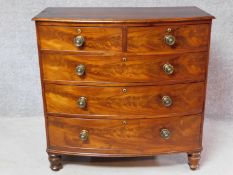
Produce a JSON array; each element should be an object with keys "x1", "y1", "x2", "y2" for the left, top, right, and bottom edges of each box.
[
  {"x1": 122, "y1": 88, "x2": 127, "y2": 93},
  {"x1": 122, "y1": 57, "x2": 127, "y2": 62},
  {"x1": 122, "y1": 120, "x2": 127, "y2": 125}
]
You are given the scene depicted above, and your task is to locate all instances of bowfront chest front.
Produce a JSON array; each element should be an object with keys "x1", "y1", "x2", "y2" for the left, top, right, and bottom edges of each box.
[{"x1": 32, "y1": 7, "x2": 214, "y2": 171}]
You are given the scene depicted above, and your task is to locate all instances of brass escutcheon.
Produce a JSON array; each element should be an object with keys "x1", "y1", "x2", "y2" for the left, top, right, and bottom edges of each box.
[
  {"x1": 122, "y1": 120, "x2": 127, "y2": 125},
  {"x1": 122, "y1": 57, "x2": 127, "y2": 62},
  {"x1": 166, "y1": 28, "x2": 172, "y2": 33},
  {"x1": 77, "y1": 28, "x2": 82, "y2": 34},
  {"x1": 122, "y1": 88, "x2": 127, "y2": 93}
]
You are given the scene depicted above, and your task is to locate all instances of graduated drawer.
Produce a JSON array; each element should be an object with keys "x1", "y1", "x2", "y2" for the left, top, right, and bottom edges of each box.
[
  {"x1": 48, "y1": 114, "x2": 202, "y2": 155},
  {"x1": 45, "y1": 82, "x2": 205, "y2": 117},
  {"x1": 127, "y1": 24, "x2": 210, "y2": 53},
  {"x1": 38, "y1": 26, "x2": 122, "y2": 52},
  {"x1": 42, "y1": 52, "x2": 207, "y2": 83}
]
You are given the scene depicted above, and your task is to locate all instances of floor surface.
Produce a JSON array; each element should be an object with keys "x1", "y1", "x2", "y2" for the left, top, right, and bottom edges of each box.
[{"x1": 0, "y1": 116, "x2": 232, "y2": 175}]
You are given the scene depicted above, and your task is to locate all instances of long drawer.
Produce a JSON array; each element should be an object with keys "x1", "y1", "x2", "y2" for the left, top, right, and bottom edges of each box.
[
  {"x1": 127, "y1": 24, "x2": 210, "y2": 53},
  {"x1": 42, "y1": 52, "x2": 207, "y2": 83},
  {"x1": 45, "y1": 82, "x2": 205, "y2": 117},
  {"x1": 47, "y1": 114, "x2": 202, "y2": 156}
]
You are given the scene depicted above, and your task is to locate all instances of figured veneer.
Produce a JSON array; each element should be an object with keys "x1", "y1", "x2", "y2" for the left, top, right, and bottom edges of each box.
[
  {"x1": 48, "y1": 114, "x2": 202, "y2": 155},
  {"x1": 38, "y1": 26, "x2": 122, "y2": 52},
  {"x1": 127, "y1": 24, "x2": 210, "y2": 53},
  {"x1": 45, "y1": 82, "x2": 205, "y2": 117},
  {"x1": 42, "y1": 52, "x2": 207, "y2": 84},
  {"x1": 32, "y1": 7, "x2": 214, "y2": 171}
]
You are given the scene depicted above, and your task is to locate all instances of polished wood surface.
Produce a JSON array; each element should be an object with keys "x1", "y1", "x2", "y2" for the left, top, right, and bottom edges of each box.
[
  {"x1": 48, "y1": 154, "x2": 62, "y2": 171},
  {"x1": 48, "y1": 114, "x2": 202, "y2": 155},
  {"x1": 42, "y1": 52, "x2": 207, "y2": 83},
  {"x1": 38, "y1": 26, "x2": 122, "y2": 51},
  {"x1": 45, "y1": 82, "x2": 204, "y2": 117},
  {"x1": 32, "y1": 7, "x2": 214, "y2": 23},
  {"x1": 33, "y1": 7, "x2": 214, "y2": 170},
  {"x1": 128, "y1": 24, "x2": 210, "y2": 53},
  {"x1": 188, "y1": 151, "x2": 201, "y2": 170}
]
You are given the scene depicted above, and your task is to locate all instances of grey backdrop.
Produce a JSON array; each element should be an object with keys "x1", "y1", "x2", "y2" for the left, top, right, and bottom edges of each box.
[{"x1": 0, "y1": 0, "x2": 232, "y2": 118}]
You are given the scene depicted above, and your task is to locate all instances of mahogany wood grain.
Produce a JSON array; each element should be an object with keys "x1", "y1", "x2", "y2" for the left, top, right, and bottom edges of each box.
[
  {"x1": 42, "y1": 52, "x2": 207, "y2": 84},
  {"x1": 199, "y1": 21, "x2": 213, "y2": 153},
  {"x1": 32, "y1": 7, "x2": 214, "y2": 23},
  {"x1": 47, "y1": 114, "x2": 202, "y2": 155},
  {"x1": 36, "y1": 20, "x2": 212, "y2": 27},
  {"x1": 48, "y1": 154, "x2": 62, "y2": 171},
  {"x1": 32, "y1": 7, "x2": 214, "y2": 170},
  {"x1": 128, "y1": 24, "x2": 210, "y2": 53},
  {"x1": 45, "y1": 82, "x2": 205, "y2": 117},
  {"x1": 35, "y1": 22, "x2": 51, "y2": 149},
  {"x1": 38, "y1": 26, "x2": 122, "y2": 52},
  {"x1": 188, "y1": 151, "x2": 201, "y2": 170}
]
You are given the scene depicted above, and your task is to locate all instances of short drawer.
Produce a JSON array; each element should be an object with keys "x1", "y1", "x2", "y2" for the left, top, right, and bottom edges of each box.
[
  {"x1": 42, "y1": 52, "x2": 207, "y2": 83},
  {"x1": 38, "y1": 26, "x2": 122, "y2": 52},
  {"x1": 48, "y1": 114, "x2": 202, "y2": 155},
  {"x1": 127, "y1": 24, "x2": 210, "y2": 53},
  {"x1": 45, "y1": 82, "x2": 205, "y2": 117}
]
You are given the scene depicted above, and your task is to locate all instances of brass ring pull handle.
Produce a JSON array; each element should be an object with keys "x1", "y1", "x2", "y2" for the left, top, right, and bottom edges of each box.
[
  {"x1": 162, "y1": 96, "x2": 173, "y2": 107},
  {"x1": 160, "y1": 128, "x2": 171, "y2": 139},
  {"x1": 77, "y1": 97, "x2": 87, "y2": 109},
  {"x1": 164, "y1": 34, "x2": 176, "y2": 46},
  {"x1": 75, "y1": 64, "x2": 85, "y2": 76},
  {"x1": 163, "y1": 63, "x2": 174, "y2": 75},
  {"x1": 74, "y1": 35, "x2": 85, "y2": 47},
  {"x1": 80, "y1": 130, "x2": 88, "y2": 141}
]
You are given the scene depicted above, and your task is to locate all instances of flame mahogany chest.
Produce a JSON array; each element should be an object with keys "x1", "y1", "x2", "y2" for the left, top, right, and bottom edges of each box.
[{"x1": 32, "y1": 7, "x2": 214, "y2": 171}]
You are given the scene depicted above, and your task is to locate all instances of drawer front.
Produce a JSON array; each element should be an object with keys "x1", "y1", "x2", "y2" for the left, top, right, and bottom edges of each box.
[
  {"x1": 42, "y1": 52, "x2": 207, "y2": 83},
  {"x1": 48, "y1": 115, "x2": 202, "y2": 155},
  {"x1": 127, "y1": 24, "x2": 210, "y2": 53},
  {"x1": 45, "y1": 82, "x2": 205, "y2": 117},
  {"x1": 38, "y1": 26, "x2": 122, "y2": 52}
]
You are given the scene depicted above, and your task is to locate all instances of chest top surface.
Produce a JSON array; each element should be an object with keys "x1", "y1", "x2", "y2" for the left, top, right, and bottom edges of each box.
[{"x1": 32, "y1": 6, "x2": 214, "y2": 23}]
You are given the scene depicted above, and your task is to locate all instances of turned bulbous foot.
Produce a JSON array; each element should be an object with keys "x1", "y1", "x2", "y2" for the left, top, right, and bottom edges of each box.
[
  {"x1": 48, "y1": 154, "x2": 63, "y2": 171},
  {"x1": 187, "y1": 151, "x2": 201, "y2": 170}
]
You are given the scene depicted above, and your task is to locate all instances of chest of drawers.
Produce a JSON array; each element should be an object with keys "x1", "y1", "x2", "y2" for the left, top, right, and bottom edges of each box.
[{"x1": 32, "y1": 7, "x2": 214, "y2": 171}]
